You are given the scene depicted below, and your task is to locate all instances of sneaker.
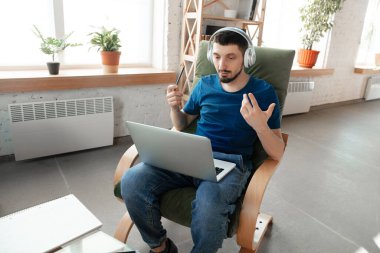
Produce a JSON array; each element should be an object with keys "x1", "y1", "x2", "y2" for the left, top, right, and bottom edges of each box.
[{"x1": 149, "y1": 238, "x2": 178, "y2": 253}]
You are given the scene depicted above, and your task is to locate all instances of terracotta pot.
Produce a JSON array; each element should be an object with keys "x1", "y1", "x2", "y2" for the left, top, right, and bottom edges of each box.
[
  {"x1": 101, "y1": 51, "x2": 121, "y2": 73},
  {"x1": 375, "y1": 53, "x2": 380, "y2": 67},
  {"x1": 297, "y1": 49, "x2": 320, "y2": 68}
]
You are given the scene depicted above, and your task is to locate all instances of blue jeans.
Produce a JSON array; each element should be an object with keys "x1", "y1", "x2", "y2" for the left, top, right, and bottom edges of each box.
[{"x1": 120, "y1": 151, "x2": 252, "y2": 253}]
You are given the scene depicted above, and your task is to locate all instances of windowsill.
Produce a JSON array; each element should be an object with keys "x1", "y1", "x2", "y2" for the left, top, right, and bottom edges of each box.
[
  {"x1": 290, "y1": 67, "x2": 334, "y2": 77},
  {"x1": 0, "y1": 66, "x2": 335, "y2": 93},
  {"x1": 354, "y1": 66, "x2": 380, "y2": 75},
  {"x1": 0, "y1": 67, "x2": 176, "y2": 93}
]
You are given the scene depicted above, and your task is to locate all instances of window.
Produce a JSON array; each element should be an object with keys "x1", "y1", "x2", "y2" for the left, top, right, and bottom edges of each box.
[
  {"x1": 356, "y1": 0, "x2": 380, "y2": 66},
  {"x1": 263, "y1": 0, "x2": 330, "y2": 67},
  {"x1": 0, "y1": 0, "x2": 153, "y2": 68}
]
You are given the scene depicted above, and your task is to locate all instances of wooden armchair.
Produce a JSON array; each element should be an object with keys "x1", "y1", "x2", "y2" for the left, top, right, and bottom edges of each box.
[{"x1": 113, "y1": 41, "x2": 295, "y2": 252}]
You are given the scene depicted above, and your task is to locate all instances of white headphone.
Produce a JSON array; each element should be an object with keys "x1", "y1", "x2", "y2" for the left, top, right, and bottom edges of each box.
[{"x1": 207, "y1": 27, "x2": 256, "y2": 68}]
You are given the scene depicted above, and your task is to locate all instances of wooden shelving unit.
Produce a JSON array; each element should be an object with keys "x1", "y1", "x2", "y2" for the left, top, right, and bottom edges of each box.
[{"x1": 179, "y1": 0, "x2": 267, "y2": 96}]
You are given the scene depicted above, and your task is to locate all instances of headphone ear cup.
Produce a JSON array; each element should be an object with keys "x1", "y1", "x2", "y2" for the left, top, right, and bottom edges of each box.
[
  {"x1": 244, "y1": 49, "x2": 249, "y2": 68},
  {"x1": 245, "y1": 47, "x2": 256, "y2": 68},
  {"x1": 207, "y1": 42, "x2": 214, "y2": 63}
]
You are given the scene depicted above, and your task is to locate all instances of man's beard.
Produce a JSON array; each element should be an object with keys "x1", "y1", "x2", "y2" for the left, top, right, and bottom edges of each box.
[{"x1": 219, "y1": 67, "x2": 243, "y2": 83}]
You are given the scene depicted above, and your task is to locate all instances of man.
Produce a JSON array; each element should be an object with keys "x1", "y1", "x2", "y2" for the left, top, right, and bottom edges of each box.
[{"x1": 121, "y1": 27, "x2": 284, "y2": 253}]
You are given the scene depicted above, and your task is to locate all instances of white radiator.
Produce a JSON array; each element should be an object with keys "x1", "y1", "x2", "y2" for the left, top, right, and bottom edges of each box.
[
  {"x1": 364, "y1": 76, "x2": 380, "y2": 101},
  {"x1": 283, "y1": 81, "x2": 314, "y2": 115},
  {"x1": 8, "y1": 96, "x2": 114, "y2": 161}
]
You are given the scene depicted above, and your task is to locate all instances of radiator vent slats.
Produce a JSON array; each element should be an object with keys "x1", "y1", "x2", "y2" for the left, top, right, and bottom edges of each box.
[
  {"x1": 22, "y1": 104, "x2": 34, "y2": 121},
  {"x1": 9, "y1": 97, "x2": 114, "y2": 123},
  {"x1": 288, "y1": 81, "x2": 314, "y2": 93},
  {"x1": 95, "y1": 98, "x2": 104, "y2": 114},
  {"x1": 34, "y1": 103, "x2": 45, "y2": 120},
  {"x1": 57, "y1": 102, "x2": 66, "y2": 118},
  {"x1": 10, "y1": 106, "x2": 23, "y2": 123},
  {"x1": 46, "y1": 103, "x2": 56, "y2": 119},
  {"x1": 86, "y1": 99, "x2": 95, "y2": 115},
  {"x1": 104, "y1": 97, "x2": 113, "y2": 112},
  {"x1": 67, "y1": 101, "x2": 76, "y2": 117},
  {"x1": 76, "y1": 100, "x2": 85, "y2": 116}
]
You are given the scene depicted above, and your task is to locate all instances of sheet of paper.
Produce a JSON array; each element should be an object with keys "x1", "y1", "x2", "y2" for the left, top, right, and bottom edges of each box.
[{"x1": 0, "y1": 194, "x2": 102, "y2": 253}]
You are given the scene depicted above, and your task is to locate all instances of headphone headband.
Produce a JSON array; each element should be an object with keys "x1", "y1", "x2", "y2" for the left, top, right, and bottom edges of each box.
[{"x1": 207, "y1": 27, "x2": 256, "y2": 68}]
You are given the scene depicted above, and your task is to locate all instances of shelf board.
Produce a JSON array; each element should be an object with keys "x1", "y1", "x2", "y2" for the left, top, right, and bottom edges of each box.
[
  {"x1": 202, "y1": 14, "x2": 262, "y2": 25},
  {"x1": 290, "y1": 67, "x2": 334, "y2": 77},
  {"x1": 354, "y1": 66, "x2": 380, "y2": 75}
]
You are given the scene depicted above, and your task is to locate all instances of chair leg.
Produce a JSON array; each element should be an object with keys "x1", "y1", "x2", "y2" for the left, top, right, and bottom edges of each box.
[
  {"x1": 239, "y1": 247, "x2": 256, "y2": 253},
  {"x1": 253, "y1": 213, "x2": 273, "y2": 248},
  {"x1": 114, "y1": 211, "x2": 134, "y2": 243},
  {"x1": 238, "y1": 213, "x2": 273, "y2": 253}
]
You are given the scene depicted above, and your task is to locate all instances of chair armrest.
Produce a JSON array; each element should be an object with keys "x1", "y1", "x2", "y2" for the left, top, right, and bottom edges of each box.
[
  {"x1": 237, "y1": 133, "x2": 288, "y2": 250},
  {"x1": 237, "y1": 159, "x2": 280, "y2": 249},
  {"x1": 113, "y1": 144, "x2": 139, "y2": 187},
  {"x1": 114, "y1": 211, "x2": 135, "y2": 243}
]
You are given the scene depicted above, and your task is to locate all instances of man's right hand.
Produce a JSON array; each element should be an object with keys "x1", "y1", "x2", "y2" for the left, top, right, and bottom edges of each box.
[{"x1": 166, "y1": 84, "x2": 183, "y2": 110}]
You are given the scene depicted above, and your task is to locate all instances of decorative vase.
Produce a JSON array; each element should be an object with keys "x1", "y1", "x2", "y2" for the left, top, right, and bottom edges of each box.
[
  {"x1": 375, "y1": 53, "x2": 380, "y2": 67},
  {"x1": 101, "y1": 51, "x2": 121, "y2": 73},
  {"x1": 297, "y1": 49, "x2": 320, "y2": 68},
  {"x1": 47, "y1": 62, "x2": 60, "y2": 75}
]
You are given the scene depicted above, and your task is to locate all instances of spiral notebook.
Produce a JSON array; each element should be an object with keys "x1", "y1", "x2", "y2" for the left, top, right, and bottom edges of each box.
[{"x1": 0, "y1": 194, "x2": 102, "y2": 253}]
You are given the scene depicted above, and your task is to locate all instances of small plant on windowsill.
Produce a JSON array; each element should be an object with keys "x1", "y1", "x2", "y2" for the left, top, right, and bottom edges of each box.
[
  {"x1": 32, "y1": 25, "x2": 81, "y2": 75},
  {"x1": 297, "y1": 0, "x2": 345, "y2": 68},
  {"x1": 88, "y1": 27, "x2": 122, "y2": 74}
]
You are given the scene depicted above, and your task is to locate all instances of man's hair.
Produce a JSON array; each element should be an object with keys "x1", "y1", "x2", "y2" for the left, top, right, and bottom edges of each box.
[{"x1": 214, "y1": 30, "x2": 248, "y2": 55}]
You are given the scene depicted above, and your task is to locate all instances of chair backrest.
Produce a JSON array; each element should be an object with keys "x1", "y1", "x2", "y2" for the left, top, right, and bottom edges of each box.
[{"x1": 192, "y1": 41, "x2": 295, "y2": 115}]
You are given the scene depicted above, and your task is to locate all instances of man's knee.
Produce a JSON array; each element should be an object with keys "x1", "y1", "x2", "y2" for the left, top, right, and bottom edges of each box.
[
  {"x1": 193, "y1": 183, "x2": 235, "y2": 217},
  {"x1": 120, "y1": 164, "x2": 148, "y2": 202}
]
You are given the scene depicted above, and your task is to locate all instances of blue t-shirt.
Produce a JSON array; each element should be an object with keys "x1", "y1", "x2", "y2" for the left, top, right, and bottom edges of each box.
[{"x1": 183, "y1": 74, "x2": 280, "y2": 156}]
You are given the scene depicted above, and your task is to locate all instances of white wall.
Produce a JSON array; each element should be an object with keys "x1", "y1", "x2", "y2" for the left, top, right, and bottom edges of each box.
[{"x1": 0, "y1": 0, "x2": 374, "y2": 156}]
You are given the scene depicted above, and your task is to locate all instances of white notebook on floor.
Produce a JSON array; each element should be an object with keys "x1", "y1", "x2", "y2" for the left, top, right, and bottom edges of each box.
[{"x1": 0, "y1": 194, "x2": 102, "y2": 253}]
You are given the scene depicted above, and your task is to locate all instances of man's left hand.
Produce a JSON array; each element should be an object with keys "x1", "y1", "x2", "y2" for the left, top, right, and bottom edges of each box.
[{"x1": 240, "y1": 93, "x2": 275, "y2": 133}]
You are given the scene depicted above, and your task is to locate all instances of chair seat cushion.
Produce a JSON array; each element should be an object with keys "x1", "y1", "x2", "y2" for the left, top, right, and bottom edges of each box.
[
  {"x1": 114, "y1": 183, "x2": 194, "y2": 227},
  {"x1": 114, "y1": 184, "x2": 240, "y2": 237},
  {"x1": 159, "y1": 187, "x2": 195, "y2": 227}
]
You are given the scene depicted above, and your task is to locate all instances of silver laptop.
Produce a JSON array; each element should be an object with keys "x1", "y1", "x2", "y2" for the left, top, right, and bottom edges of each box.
[{"x1": 126, "y1": 121, "x2": 236, "y2": 182}]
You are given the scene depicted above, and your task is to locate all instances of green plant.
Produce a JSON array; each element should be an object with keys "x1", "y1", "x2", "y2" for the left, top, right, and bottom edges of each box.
[
  {"x1": 88, "y1": 27, "x2": 121, "y2": 52},
  {"x1": 300, "y1": 0, "x2": 346, "y2": 50},
  {"x1": 32, "y1": 25, "x2": 81, "y2": 62}
]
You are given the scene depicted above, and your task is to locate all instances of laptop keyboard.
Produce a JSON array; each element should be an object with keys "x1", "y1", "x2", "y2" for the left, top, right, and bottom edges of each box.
[{"x1": 215, "y1": 167, "x2": 224, "y2": 175}]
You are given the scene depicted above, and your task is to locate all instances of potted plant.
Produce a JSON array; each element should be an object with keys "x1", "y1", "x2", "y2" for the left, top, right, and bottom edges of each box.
[
  {"x1": 32, "y1": 25, "x2": 81, "y2": 75},
  {"x1": 88, "y1": 27, "x2": 122, "y2": 73},
  {"x1": 298, "y1": 0, "x2": 346, "y2": 68}
]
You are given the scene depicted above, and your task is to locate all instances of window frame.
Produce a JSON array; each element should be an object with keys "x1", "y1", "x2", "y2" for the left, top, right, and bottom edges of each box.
[{"x1": 0, "y1": 0, "x2": 160, "y2": 70}]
